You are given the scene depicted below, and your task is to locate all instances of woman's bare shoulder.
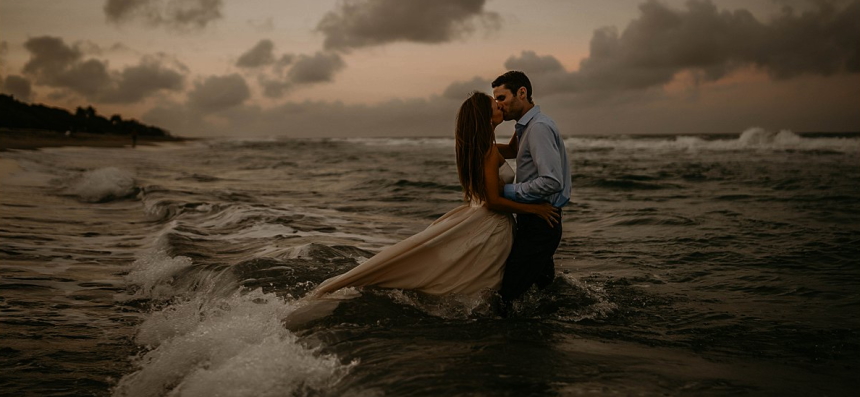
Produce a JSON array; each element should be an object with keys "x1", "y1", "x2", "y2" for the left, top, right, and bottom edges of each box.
[{"x1": 485, "y1": 146, "x2": 505, "y2": 166}]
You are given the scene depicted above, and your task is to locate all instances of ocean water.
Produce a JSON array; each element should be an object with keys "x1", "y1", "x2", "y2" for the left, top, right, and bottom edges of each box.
[{"x1": 1, "y1": 128, "x2": 859, "y2": 396}]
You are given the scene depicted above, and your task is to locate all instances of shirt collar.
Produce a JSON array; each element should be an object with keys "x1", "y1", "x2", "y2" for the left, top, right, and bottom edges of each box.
[{"x1": 515, "y1": 105, "x2": 540, "y2": 136}]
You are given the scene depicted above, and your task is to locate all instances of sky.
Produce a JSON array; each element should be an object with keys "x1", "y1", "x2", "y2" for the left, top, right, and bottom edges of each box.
[{"x1": 1, "y1": 0, "x2": 858, "y2": 138}]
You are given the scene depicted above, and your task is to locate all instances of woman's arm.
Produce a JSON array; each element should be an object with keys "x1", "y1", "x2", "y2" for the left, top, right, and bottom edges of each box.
[
  {"x1": 483, "y1": 149, "x2": 559, "y2": 227},
  {"x1": 495, "y1": 134, "x2": 518, "y2": 159}
]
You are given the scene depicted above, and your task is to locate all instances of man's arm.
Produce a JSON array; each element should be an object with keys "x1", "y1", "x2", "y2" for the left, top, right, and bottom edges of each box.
[
  {"x1": 503, "y1": 123, "x2": 563, "y2": 202},
  {"x1": 495, "y1": 133, "x2": 518, "y2": 159}
]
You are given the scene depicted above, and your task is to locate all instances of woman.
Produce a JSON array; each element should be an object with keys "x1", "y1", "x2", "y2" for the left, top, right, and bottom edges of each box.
[{"x1": 310, "y1": 92, "x2": 559, "y2": 298}]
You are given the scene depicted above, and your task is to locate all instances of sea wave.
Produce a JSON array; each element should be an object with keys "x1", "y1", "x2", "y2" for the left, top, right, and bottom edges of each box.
[
  {"x1": 329, "y1": 128, "x2": 860, "y2": 154},
  {"x1": 566, "y1": 128, "x2": 860, "y2": 153},
  {"x1": 66, "y1": 167, "x2": 138, "y2": 202},
  {"x1": 113, "y1": 288, "x2": 353, "y2": 397}
]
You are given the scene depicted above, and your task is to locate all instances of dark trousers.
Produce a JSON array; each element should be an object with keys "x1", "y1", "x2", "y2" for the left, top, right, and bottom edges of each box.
[{"x1": 499, "y1": 209, "x2": 563, "y2": 304}]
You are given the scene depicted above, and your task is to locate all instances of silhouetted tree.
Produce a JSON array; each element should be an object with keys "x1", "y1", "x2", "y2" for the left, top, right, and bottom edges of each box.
[{"x1": 0, "y1": 94, "x2": 172, "y2": 137}]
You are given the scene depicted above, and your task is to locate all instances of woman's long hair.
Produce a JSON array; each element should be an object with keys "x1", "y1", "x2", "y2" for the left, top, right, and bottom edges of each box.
[{"x1": 455, "y1": 92, "x2": 495, "y2": 203}]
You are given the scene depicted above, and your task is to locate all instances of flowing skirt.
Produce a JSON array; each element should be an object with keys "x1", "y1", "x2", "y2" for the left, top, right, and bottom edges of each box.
[{"x1": 312, "y1": 203, "x2": 514, "y2": 297}]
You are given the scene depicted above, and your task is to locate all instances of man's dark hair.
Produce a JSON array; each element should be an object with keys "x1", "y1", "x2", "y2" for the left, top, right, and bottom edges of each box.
[{"x1": 492, "y1": 71, "x2": 533, "y2": 103}]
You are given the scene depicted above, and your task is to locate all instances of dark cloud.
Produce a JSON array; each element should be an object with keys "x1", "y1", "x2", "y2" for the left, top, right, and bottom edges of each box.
[
  {"x1": 273, "y1": 54, "x2": 295, "y2": 72},
  {"x1": 144, "y1": 95, "x2": 459, "y2": 137},
  {"x1": 101, "y1": 56, "x2": 186, "y2": 103},
  {"x1": 232, "y1": 40, "x2": 338, "y2": 98},
  {"x1": 187, "y1": 73, "x2": 250, "y2": 112},
  {"x1": 755, "y1": 0, "x2": 860, "y2": 78},
  {"x1": 21, "y1": 36, "x2": 186, "y2": 103},
  {"x1": 503, "y1": 51, "x2": 565, "y2": 75},
  {"x1": 1, "y1": 75, "x2": 33, "y2": 101},
  {"x1": 287, "y1": 52, "x2": 345, "y2": 84},
  {"x1": 235, "y1": 46, "x2": 336, "y2": 98},
  {"x1": 23, "y1": 36, "x2": 83, "y2": 78},
  {"x1": 258, "y1": 77, "x2": 291, "y2": 98},
  {"x1": 52, "y1": 59, "x2": 112, "y2": 98},
  {"x1": 236, "y1": 39, "x2": 276, "y2": 68},
  {"x1": 499, "y1": 0, "x2": 860, "y2": 95},
  {"x1": 441, "y1": 76, "x2": 491, "y2": 99},
  {"x1": 144, "y1": 72, "x2": 860, "y2": 138},
  {"x1": 104, "y1": 0, "x2": 223, "y2": 30},
  {"x1": 317, "y1": 0, "x2": 500, "y2": 51}
]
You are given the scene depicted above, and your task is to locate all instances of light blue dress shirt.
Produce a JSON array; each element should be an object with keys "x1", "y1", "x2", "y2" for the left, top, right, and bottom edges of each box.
[{"x1": 502, "y1": 106, "x2": 571, "y2": 207}]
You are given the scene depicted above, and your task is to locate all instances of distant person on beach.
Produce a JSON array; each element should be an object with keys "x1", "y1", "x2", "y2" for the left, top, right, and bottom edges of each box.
[
  {"x1": 311, "y1": 91, "x2": 559, "y2": 298},
  {"x1": 131, "y1": 129, "x2": 138, "y2": 148},
  {"x1": 492, "y1": 71, "x2": 570, "y2": 313}
]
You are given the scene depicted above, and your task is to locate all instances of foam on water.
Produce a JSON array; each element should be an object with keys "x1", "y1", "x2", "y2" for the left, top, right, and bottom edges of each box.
[
  {"x1": 124, "y1": 249, "x2": 195, "y2": 300},
  {"x1": 336, "y1": 137, "x2": 455, "y2": 147},
  {"x1": 331, "y1": 128, "x2": 859, "y2": 154},
  {"x1": 113, "y1": 289, "x2": 353, "y2": 397},
  {"x1": 67, "y1": 167, "x2": 138, "y2": 202},
  {"x1": 565, "y1": 128, "x2": 860, "y2": 153},
  {"x1": 280, "y1": 242, "x2": 369, "y2": 263},
  {"x1": 116, "y1": 243, "x2": 355, "y2": 397}
]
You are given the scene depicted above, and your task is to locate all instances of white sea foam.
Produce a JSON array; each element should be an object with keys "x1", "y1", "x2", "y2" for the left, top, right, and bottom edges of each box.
[
  {"x1": 338, "y1": 128, "x2": 858, "y2": 154},
  {"x1": 336, "y1": 137, "x2": 455, "y2": 147},
  {"x1": 124, "y1": 249, "x2": 195, "y2": 300},
  {"x1": 555, "y1": 274, "x2": 618, "y2": 322},
  {"x1": 67, "y1": 167, "x2": 137, "y2": 202},
  {"x1": 119, "y1": 233, "x2": 353, "y2": 396},
  {"x1": 113, "y1": 289, "x2": 353, "y2": 397},
  {"x1": 565, "y1": 128, "x2": 860, "y2": 153}
]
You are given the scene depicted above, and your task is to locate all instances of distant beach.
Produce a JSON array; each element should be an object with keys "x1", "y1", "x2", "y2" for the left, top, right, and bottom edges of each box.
[{"x1": 0, "y1": 128, "x2": 188, "y2": 152}]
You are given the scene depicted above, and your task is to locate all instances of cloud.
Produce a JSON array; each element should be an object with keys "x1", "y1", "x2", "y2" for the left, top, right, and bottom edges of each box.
[
  {"x1": 317, "y1": 0, "x2": 500, "y2": 51},
  {"x1": 236, "y1": 39, "x2": 276, "y2": 68},
  {"x1": 104, "y1": 0, "x2": 223, "y2": 30},
  {"x1": 101, "y1": 55, "x2": 187, "y2": 103},
  {"x1": 258, "y1": 77, "x2": 291, "y2": 98},
  {"x1": 273, "y1": 54, "x2": 295, "y2": 73},
  {"x1": 287, "y1": 52, "x2": 346, "y2": 84},
  {"x1": 234, "y1": 43, "x2": 338, "y2": 98},
  {"x1": 1, "y1": 75, "x2": 33, "y2": 101},
  {"x1": 187, "y1": 73, "x2": 250, "y2": 112},
  {"x1": 144, "y1": 95, "x2": 461, "y2": 138},
  {"x1": 52, "y1": 59, "x2": 113, "y2": 98},
  {"x1": 441, "y1": 76, "x2": 491, "y2": 99},
  {"x1": 233, "y1": 39, "x2": 340, "y2": 98},
  {"x1": 754, "y1": 0, "x2": 860, "y2": 78},
  {"x1": 497, "y1": 0, "x2": 860, "y2": 96},
  {"x1": 503, "y1": 51, "x2": 565, "y2": 75},
  {"x1": 21, "y1": 36, "x2": 186, "y2": 103},
  {"x1": 23, "y1": 36, "x2": 83, "y2": 78}
]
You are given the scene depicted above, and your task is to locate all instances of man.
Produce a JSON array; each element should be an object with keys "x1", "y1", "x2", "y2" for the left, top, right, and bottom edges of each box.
[{"x1": 492, "y1": 71, "x2": 571, "y2": 311}]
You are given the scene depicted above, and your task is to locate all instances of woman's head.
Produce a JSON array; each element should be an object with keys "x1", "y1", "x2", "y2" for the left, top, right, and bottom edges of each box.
[{"x1": 455, "y1": 92, "x2": 497, "y2": 203}]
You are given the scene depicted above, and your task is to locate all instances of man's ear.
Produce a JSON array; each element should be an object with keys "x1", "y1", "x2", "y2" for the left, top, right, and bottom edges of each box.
[{"x1": 517, "y1": 87, "x2": 527, "y2": 100}]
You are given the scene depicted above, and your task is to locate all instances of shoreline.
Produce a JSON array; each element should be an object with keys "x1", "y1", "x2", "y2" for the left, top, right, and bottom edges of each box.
[{"x1": 0, "y1": 128, "x2": 191, "y2": 151}]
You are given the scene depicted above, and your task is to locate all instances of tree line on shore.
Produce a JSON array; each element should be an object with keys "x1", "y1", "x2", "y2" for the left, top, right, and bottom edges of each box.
[{"x1": 0, "y1": 94, "x2": 171, "y2": 137}]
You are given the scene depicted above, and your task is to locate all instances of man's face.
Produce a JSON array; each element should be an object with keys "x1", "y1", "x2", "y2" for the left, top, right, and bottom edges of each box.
[{"x1": 493, "y1": 85, "x2": 524, "y2": 121}]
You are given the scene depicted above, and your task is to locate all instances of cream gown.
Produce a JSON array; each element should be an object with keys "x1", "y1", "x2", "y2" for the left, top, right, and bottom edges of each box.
[{"x1": 311, "y1": 163, "x2": 516, "y2": 297}]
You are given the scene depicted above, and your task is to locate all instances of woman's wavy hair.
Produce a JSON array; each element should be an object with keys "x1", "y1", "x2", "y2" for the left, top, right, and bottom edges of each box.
[{"x1": 455, "y1": 92, "x2": 495, "y2": 203}]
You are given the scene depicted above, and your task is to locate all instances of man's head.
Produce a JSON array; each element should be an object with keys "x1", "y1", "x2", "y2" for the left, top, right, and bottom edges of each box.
[{"x1": 491, "y1": 71, "x2": 533, "y2": 121}]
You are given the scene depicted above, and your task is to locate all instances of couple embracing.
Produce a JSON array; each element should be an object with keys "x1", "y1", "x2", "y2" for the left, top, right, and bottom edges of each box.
[{"x1": 312, "y1": 71, "x2": 571, "y2": 314}]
